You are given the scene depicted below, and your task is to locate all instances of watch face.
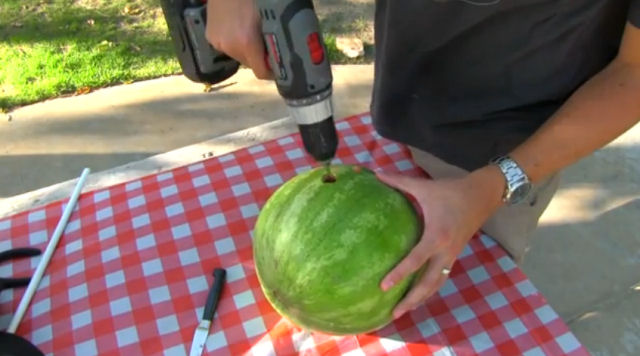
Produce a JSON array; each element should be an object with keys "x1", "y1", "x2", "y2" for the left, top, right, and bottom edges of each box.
[{"x1": 511, "y1": 184, "x2": 532, "y2": 204}]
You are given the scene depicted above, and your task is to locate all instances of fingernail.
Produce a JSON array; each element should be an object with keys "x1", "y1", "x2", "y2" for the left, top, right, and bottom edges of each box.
[{"x1": 381, "y1": 280, "x2": 393, "y2": 291}]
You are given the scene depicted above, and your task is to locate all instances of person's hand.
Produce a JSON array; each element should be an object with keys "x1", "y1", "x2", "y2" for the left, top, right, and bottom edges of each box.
[
  {"x1": 206, "y1": 0, "x2": 272, "y2": 79},
  {"x1": 377, "y1": 166, "x2": 505, "y2": 318}
]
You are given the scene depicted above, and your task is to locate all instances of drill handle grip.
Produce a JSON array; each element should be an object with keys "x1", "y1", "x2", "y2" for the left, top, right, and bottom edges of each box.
[{"x1": 257, "y1": 0, "x2": 333, "y2": 103}]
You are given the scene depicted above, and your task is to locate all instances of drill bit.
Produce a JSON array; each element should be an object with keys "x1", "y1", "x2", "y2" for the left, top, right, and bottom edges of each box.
[
  {"x1": 321, "y1": 160, "x2": 336, "y2": 183},
  {"x1": 323, "y1": 160, "x2": 332, "y2": 175}
]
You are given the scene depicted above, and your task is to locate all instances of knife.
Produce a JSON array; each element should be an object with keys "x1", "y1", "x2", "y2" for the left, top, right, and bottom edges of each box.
[{"x1": 189, "y1": 268, "x2": 226, "y2": 356}]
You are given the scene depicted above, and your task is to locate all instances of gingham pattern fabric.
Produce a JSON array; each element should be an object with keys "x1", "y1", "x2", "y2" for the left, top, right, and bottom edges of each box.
[{"x1": 0, "y1": 113, "x2": 588, "y2": 356}]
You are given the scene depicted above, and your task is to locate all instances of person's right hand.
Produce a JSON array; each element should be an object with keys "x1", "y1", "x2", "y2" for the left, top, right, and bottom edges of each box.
[{"x1": 206, "y1": 0, "x2": 272, "y2": 79}]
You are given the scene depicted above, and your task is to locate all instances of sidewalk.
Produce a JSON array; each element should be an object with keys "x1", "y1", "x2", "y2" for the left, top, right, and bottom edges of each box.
[
  {"x1": 1, "y1": 66, "x2": 373, "y2": 197},
  {"x1": 2, "y1": 64, "x2": 639, "y2": 355}
]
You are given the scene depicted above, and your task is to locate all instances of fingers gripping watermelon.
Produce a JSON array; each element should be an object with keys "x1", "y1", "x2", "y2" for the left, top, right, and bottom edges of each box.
[{"x1": 253, "y1": 165, "x2": 421, "y2": 335}]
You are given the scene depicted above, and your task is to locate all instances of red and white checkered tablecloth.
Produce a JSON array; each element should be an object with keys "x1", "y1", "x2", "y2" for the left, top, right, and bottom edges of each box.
[{"x1": 0, "y1": 113, "x2": 588, "y2": 355}]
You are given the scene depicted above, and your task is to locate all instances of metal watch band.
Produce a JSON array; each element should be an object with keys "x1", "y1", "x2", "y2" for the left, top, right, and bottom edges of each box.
[{"x1": 490, "y1": 155, "x2": 531, "y2": 205}]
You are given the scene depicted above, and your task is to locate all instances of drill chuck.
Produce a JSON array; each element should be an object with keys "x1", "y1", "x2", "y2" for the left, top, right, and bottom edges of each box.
[
  {"x1": 286, "y1": 88, "x2": 337, "y2": 162},
  {"x1": 285, "y1": 87, "x2": 332, "y2": 125},
  {"x1": 298, "y1": 116, "x2": 338, "y2": 162}
]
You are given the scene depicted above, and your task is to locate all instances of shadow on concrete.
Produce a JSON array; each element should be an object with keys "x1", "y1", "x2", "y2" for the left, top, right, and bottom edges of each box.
[
  {"x1": 523, "y1": 198, "x2": 640, "y2": 354},
  {"x1": 524, "y1": 197, "x2": 640, "y2": 309},
  {"x1": 11, "y1": 91, "x2": 284, "y2": 139},
  {"x1": 6, "y1": 81, "x2": 373, "y2": 140},
  {"x1": 568, "y1": 285, "x2": 640, "y2": 356},
  {"x1": 0, "y1": 80, "x2": 374, "y2": 196},
  {"x1": 0, "y1": 152, "x2": 156, "y2": 197},
  {"x1": 518, "y1": 137, "x2": 639, "y2": 353}
]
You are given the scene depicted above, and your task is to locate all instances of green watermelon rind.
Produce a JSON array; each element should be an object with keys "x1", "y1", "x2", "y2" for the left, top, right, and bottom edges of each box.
[{"x1": 253, "y1": 165, "x2": 421, "y2": 335}]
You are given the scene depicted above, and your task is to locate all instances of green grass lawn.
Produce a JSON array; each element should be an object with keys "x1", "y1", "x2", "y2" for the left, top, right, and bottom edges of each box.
[
  {"x1": 0, "y1": 0, "x2": 368, "y2": 112},
  {"x1": 0, "y1": 0, "x2": 181, "y2": 111}
]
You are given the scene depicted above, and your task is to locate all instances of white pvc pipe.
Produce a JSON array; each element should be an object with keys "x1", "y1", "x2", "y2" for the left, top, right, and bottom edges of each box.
[{"x1": 7, "y1": 168, "x2": 91, "y2": 334}]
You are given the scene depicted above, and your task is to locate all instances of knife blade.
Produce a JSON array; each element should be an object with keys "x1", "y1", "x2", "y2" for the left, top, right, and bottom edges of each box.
[{"x1": 189, "y1": 268, "x2": 226, "y2": 356}]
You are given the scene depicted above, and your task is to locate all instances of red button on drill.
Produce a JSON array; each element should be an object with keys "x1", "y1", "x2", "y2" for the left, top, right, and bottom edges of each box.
[{"x1": 306, "y1": 32, "x2": 324, "y2": 65}]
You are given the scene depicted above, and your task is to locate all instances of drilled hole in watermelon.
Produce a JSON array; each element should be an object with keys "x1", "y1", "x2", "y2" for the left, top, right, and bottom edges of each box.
[{"x1": 322, "y1": 173, "x2": 336, "y2": 183}]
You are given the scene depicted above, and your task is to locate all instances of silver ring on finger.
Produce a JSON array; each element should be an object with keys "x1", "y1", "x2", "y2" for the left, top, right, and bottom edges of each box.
[{"x1": 441, "y1": 267, "x2": 452, "y2": 276}]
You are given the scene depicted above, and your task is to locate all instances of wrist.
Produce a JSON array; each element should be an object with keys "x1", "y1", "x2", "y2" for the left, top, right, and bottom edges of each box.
[{"x1": 463, "y1": 165, "x2": 506, "y2": 213}]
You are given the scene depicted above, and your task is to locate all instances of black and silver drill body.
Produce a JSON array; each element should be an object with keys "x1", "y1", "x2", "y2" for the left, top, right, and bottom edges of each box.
[
  {"x1": 159, "y1": 0, "x2": 239, "y2": 85},
  {"x1": 160, "y1": 0, "x2": 338, "y2": 164},
  {"x1": 257, "y1": 0, "x2": 337, "y2": 163}
]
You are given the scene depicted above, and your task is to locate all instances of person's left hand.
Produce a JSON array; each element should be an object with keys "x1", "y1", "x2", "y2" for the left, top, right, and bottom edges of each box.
[{"x1": 377, "y1": 166, "x2": 505, "y2": 318}]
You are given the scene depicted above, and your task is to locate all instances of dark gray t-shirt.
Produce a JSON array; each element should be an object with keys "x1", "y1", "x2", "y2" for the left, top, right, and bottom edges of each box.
[{"x1": 371, "y1": 0, "x2": 640, "y2": 170}]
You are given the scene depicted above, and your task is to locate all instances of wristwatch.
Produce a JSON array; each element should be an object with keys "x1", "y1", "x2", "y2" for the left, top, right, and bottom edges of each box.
[{"x1": 490, "y1": 155, "x2": 532, "y2": 205}]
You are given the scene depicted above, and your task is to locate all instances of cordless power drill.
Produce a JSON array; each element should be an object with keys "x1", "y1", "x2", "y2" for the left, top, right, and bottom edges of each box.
[{"x1": 160, "y1": 0, "x2": 338, "y2": 165}]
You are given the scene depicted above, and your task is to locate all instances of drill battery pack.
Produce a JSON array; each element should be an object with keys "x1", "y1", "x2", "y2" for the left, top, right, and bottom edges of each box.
[{"x1": 160, "y1": 0, "x2": 239, "y2": 84}]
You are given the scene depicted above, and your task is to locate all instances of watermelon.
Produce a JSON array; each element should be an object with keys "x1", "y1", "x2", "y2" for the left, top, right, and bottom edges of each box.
[{"x1": 253, "y1": 164, "x2": 421, "y2": 335}]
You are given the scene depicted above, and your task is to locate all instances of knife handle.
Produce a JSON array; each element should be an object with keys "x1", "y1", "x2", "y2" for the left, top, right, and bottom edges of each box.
[{"x1": 203, "y1": 268, "x2": 226, "y2": 322}]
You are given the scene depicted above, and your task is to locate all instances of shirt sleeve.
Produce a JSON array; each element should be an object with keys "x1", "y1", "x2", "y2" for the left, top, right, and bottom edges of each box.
[{"x1": 630, "y1": 0, "x2": 640, "y2": 28}]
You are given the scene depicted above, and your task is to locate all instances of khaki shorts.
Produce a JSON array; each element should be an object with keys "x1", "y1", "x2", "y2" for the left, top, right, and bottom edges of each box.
[{"x1": 409, "y1": 147, "x2": 560, "y2": 264}]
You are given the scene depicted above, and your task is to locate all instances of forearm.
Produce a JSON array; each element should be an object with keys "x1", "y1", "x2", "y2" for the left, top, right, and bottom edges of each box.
[
  {"x1": 510, "y1": 59, "x2": 640, "y2": 183},
  {"x1": 465, "y1": 56, "x2": 640, "y2": 212}
]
